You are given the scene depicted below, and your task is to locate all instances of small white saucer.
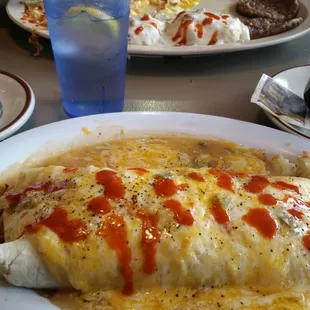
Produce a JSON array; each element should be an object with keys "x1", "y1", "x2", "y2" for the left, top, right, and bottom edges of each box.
[
  {"x1": 265, "y1": 65, "x2": 310, "y2": 139},
  {"x1": 0, "y1": 70, "x2": 35, "y2": 141}
]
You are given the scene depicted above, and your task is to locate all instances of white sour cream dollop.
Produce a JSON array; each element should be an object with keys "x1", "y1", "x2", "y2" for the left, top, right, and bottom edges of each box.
[{"x1": 129, "y1": 9, "x2": 250, "y2": 46}]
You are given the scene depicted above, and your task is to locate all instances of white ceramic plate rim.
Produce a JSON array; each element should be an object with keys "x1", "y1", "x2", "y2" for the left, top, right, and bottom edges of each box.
[
  {"x1": 264, "y1": 64, "x2": 310, "y2": 140},
  {"x1": 1, "y1": 112, "x2": 310, "y2": 309},
  {"x1": 1, "y1": 111, "x2": 310, "y2": 172},
  {"x1": 0, "y1": 71, "x2": 35, "y2": 141},
  {"x1": 6, "y1": 0, "x2": 310, "y2": 56}
]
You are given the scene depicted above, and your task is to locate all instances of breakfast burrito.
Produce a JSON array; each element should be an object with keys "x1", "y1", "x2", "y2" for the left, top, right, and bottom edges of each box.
[{"x1": 1, "y1": 165, "x2": 310, "y2": 294}]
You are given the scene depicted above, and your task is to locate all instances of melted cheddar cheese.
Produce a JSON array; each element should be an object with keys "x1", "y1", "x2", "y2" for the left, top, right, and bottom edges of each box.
[
  {"x1": 40, "y1": 137, "x2": 268, "y2": 175},
  {"x1": 2, "y1": 166, "x2": 310, "y2": 302}
]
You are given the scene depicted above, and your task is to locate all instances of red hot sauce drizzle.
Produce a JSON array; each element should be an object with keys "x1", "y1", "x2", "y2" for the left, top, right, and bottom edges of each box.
[
  {"x1": 178, "y1": 183, "x2": 189, "y2": 191},
  {"x1": 88, "y1": 196, "x2": 113, "y2": 215},
  {"x1": 25, "y1": 181, "x2": 68, "y2": 195},
  {"x1": 141, "y1": 14, "x2": 150, "y2": 21},
  {"x1": 195, "y1": 23, "x2": 203, "y2": 38},
  {"x1": 272, "y1": 181, "x2": 301, "y2": 195},
  {"x1": 5, "y1": 181, "x2": 68, "y2": 207},
  {"x1": 96, "y1": 214, "x2": 134, "y2": 295},
  {"x1": 260, "y1": 195, "x2": 309, "y2": 210},
  {"x1": 136, "y1": 210, "x2": 160, "y2": 274},
  {"x1": 259, "y1": 192, "x2": 306, "y2": 206},
  {"x1": 5, "y1": 193, "x2": 22, "y2": 207},
  {"x1": 176, "y1": 10, "x2": 186, "y2": 19},
  {"x1": 163, "y1": 199, "x2": 194, "y2": 226},
  {"x1": 211, "y1": 197, "x2": 230, "y2": 225},
  {"x1": 244, "y1": 176, "x2": 270, "y2": 194},
  {"x1": 258, "y1": 194, "x2": 306, "y2": 220},
  {"x1": 153, "y1": 178, "x2": 178, "y2": 197},
  {"x1": 242, "y1": 208, "x2": 277, "y2": 239},
  {"x1": 302, "y1": 233, "x2": 310, "y2": 250},
  {"x1": 258, "y1": 193, "x2": 278, "y2": 206},
  {"x1": 179, "y1": 20, "x2": 194, "y2": 45},
  {"x1": 288, "y1": 209, "x2": 303, "y2": 220},
  {"x1": 284, "y1": 196, "x2": 309, "y2": 208},
  {"x1": 23, "y1": 183, "x2": 51, "y2": 195},
  {"x1": 209, "y1": 169, "x2": 234, "y2": 193},
  {"x1": 63, "y1": 167, "x2": 78, "y2": 173},
  {"x1": 128, "y1": 168, "x2": 148, "y2": 175},
  {"x1": 151, "y1": 22, "x2": 158, "y2": 30},
  {"x1": 202, "y1": 17, "x2": 213, "y2": 25},
  {"x1": 96, "y1": 170, "x2": 125, "y2": 201},
  {"x1": 173, "y1": 20, "x2": 193, "y2": 45},
  {"x1": 135, "y1": 26, "x2": 144, "y2": 35},
  {"x1": 246, "y1": 179, "x2": 302, "y2": 213},
  {"x1": 208, "y1": 31, "x2": 218, "y2": 45},
  {"x1": 188, "y1": 172, "x2": 205, "y2": 182},
  {"x1": 25, "y1": 208, "x2": 89, "y2": 242},
  {"x1": 50, "y1": 181, "x2": 70, "y2": 193},
  {"x1": 204, "y1": 12, "x2": 220, "y2": 20}
]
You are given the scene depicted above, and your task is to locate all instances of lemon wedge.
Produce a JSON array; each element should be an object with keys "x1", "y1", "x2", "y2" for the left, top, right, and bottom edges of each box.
[
  {"x1": 68, "y1": 6, "x2": 108, "y2": 19},
  {"x1": 64, "y1": 6, "x2": 119, "y2": 40}
]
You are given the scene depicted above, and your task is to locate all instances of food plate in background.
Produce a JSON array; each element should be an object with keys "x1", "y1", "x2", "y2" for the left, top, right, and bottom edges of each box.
[
  {"x1": 265, "y1": 65, "x2": 310, "y2": 140},
  {"x1": 0, "y1": 70, "x2": 35, "y2": 141},
  {"x1": 0, "y1": 111, "x2": 310, "y2": 309},
  {"x1": 6, "y1": 0, "x2": 310, "y2": 56}
]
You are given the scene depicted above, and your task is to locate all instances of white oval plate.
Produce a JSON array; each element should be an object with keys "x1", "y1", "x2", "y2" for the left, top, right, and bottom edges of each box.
[
  {"x1": 0, "y1": 111, "x2": 310, "y2": 309},
  {"x1": 265, "y1": 65, "x2": 310, "y2": 139},
  {"x1": 0, "y1": 70, "x2": 35, "y2": 141},
  {"x1": 6, "y1": 0, "x2": 310, "y2": 56}
]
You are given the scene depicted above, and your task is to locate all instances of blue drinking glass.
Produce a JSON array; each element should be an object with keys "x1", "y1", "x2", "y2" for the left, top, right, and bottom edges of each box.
[{"x1": 43, "y1": 0, "x2": 129, "y2": 117}]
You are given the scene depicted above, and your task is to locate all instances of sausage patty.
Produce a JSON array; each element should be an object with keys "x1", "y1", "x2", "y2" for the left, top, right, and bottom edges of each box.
[{"x1": 236, "y1": 0, "x2": 303, "y2": 39}]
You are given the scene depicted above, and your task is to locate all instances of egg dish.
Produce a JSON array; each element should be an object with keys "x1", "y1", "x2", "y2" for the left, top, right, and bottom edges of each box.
[
  {"x1": 22, "y1": 0, "x2": 305, "y2": 48},
  {"x1": 22, "y1": 0, "x2": 199, "y2": 31},
  {"x1": 22, "y1": 0, "x2": 251, "y2": 47},
  {"x1": 130, "y1": 0, "x2": 199, "y2": 16},
  {"x1": 1, "y1": 134, "x2": 310, "y2": 309}
]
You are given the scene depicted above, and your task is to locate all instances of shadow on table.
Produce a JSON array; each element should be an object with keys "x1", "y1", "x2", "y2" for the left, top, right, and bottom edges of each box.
[
  {"x1": 2, "y1": 12, "x2": 54, "y2": 60},
  {"x1": 257, "y1": 111, "x2": 278, "y2": 130},
  {"x1": 13, "y1": 108, "x2": 37, "y2": 136},
  {"x1": 7, "y1": 99, "x2": 69, "y2": 140}
]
